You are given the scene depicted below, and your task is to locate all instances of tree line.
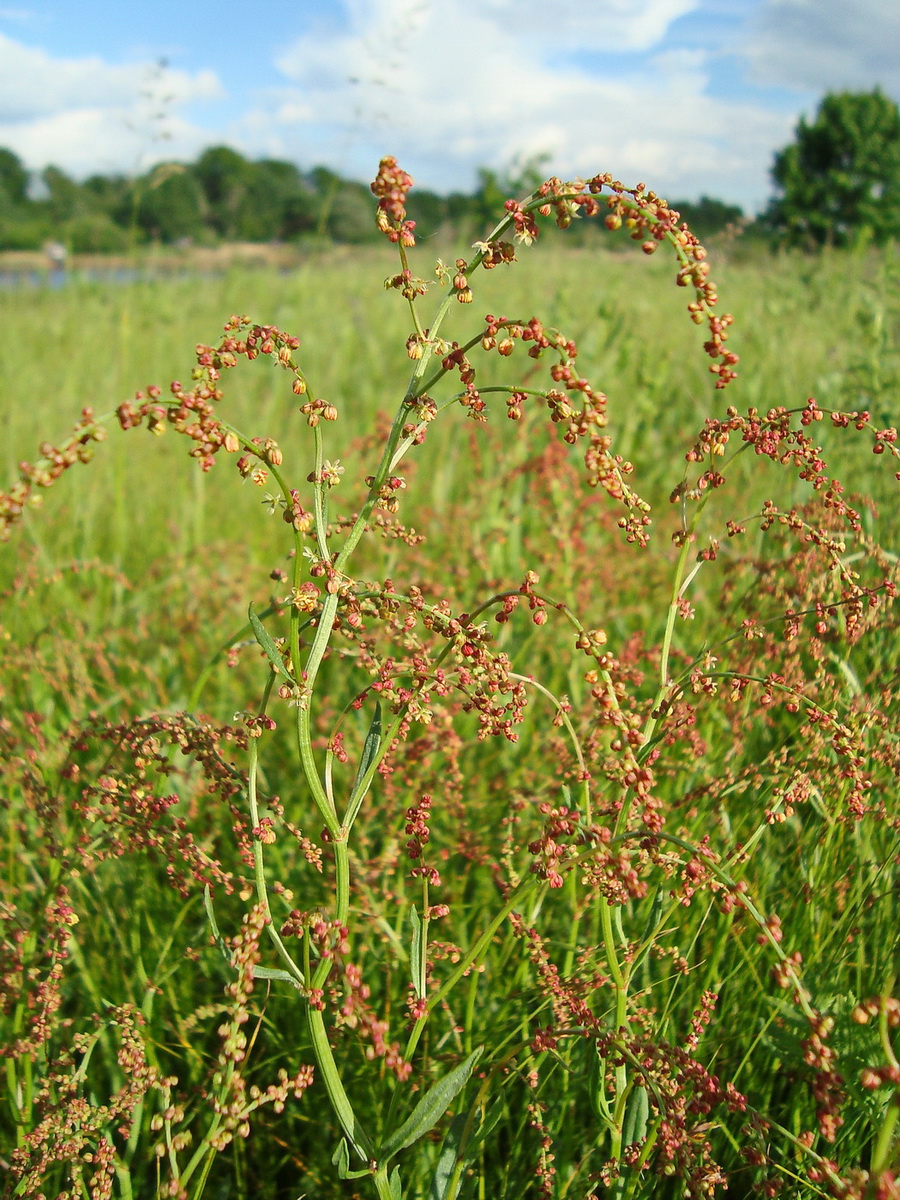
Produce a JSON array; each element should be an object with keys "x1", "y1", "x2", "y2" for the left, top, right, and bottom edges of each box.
[
  {"x1": 0, "y1": 146, "x2": 743, "y2": 254},
  {"x1": 0, "y1": 89, "x2": 896, "y2": 254}
]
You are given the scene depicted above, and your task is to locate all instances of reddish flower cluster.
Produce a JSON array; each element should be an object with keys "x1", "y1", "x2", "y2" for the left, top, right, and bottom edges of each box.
[
  {"x1": 371, "y1": 155, "x2": 416, "y2": 245},
  {"x1": 465, "y1": 169, "x2": 738, "y2": 388},
  {"x1": 296, "y1": 917, "x2": 412, "y2": 1081},
  {"x1": 2, "y1": 885, "x2": 78, "y2": 1060},
  {"x1": 8, "y1": 1006, "x2": 161, "y2": 1199},
  {"x1": 404, "y1": 792, "x2": 441, "y2": 885},
  {"x1": 528, "y1": 802, "x2": 579, "y2": 888},
  {"x1": 0, "y1": 406, "x2": 107, "y2": 541},
  {"x1": 70, "y1": 711, "x2": 254, "y2": 890}
]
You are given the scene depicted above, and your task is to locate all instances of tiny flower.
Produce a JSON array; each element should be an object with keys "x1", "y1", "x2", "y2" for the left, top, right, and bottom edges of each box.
[{"x1": 321, "y1": 459, "x2": 345, "y2": 488}]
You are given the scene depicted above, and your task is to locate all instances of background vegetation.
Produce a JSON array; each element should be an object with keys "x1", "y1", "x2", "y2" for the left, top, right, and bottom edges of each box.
[{"x1": 0, "y1": 142, "x2": 747, "y2": 253}]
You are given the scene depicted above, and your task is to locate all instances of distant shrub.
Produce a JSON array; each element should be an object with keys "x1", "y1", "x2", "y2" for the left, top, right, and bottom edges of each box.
[
  {"x1": 63, "y1": 212, "x2": 131, "y2": 254},
  {"x1": 0, "y1": 214, "x2": 52, "y2": 251}
]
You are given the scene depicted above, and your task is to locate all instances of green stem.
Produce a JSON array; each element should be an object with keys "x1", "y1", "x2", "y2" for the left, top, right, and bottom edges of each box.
[
  {"x1": 307, "y1": 1005, "x2": 376, "y2": 1162},
  {"x1": 870, "y1": 1099, "x2": 899, "y2": 1178},
  {"x1": 246, "y1": 676, "x2": 306, "y2": 987}
]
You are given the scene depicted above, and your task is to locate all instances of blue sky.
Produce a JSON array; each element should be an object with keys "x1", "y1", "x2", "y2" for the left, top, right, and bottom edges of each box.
[{"x1": 0, "y1": 0, "x2": 897, "y2": 214}]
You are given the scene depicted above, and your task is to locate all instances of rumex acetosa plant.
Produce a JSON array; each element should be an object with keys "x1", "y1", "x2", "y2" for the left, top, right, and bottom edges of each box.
[{"x1": 1, "y1": 157, "x2": 898, "y2": 1200}]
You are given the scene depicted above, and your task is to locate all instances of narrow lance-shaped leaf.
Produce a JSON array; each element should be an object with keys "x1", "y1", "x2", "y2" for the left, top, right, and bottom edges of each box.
[
  {"x1": 430, "y1": 1101, "x2": 505, "y2": 1200},
  {"x1": 623, "y1": 1083, "x2": 650, "y2": 1148},
  {"x1": 203, "y1": 885, "x2": 230, "y2": 964},
  {"x1": 331, "y1": 1138, "x2": 369, "y2": 1181},
  {"x1": 250, "y1": 965, "x2": 303, "y2": 986},
  {"x1": 380, "y1": 1047, "x2": 483, "y2": 1162},
  {"x1": 343, "y1": 700, "x2": 383, "y2": 829},
  {"x1": 430, "y1": 1112, "x2": 467, "y2": 1200},
  {"x1": 639, "y1": 887, "x2": 665, "y2": 945},
  {"x1": 248, "y1": 602, "x2": 294, "y2": 684}
]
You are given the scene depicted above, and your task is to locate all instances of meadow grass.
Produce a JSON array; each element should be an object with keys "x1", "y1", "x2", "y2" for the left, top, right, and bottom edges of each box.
[{"x1": 0, "y1": 185, "x2": 898, "y2": 1200}]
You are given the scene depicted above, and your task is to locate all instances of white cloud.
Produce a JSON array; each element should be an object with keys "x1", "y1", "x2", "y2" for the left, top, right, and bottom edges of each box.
[
  {"x1": 480, "y1": 0, "x2": 701, "y2": 52},
  {"x1": 266, "y1": 0, "x2": 788, "y2": 209},
  {"x1": 0, "y1": 32, "x2": 222, "y2": 174},
  {"x1": 743, "y1": 0, "x2": 900, "y2": 96},
  {"x1": 0, "y1": 108, "x2": 218, "y2": 179}
]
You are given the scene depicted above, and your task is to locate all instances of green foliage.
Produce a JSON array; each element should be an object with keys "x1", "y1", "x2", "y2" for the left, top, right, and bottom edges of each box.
[
  {"x1": 325, "y1": 183, "x2": 379, "y2": 242},
  {"x1": 239, "y1": 159, "x2": 317, "y2": 241},
  {"x1": 192, "y1": 144, "x2": 254, "y2": 235},
  {"x1": 133, "y1": 163, "x2": 208, "y2": 242},
  {"x1": 82, "y1": 171, "x2": 130, "y2": 215},
  {"x1": 669, "y1": 195, "x2": 743, "y2": 238},
  {"x1": 0, "y1": 148, "x2": 29, "y2": 207},
  {"x1": 767, "y1": 89, "x2": 900, "y2": 247},
  {"x1": 0, "y1": 143, "x2": 750, "y2": 252},
  {"x1": 40, "y1": 164, "x2": 84, "y2": 224},
  {"x1": 0, "y1": 214, "x2": 52, "y2": 250},
  {"x1": 63, "y1": 212, "x2": 131, "y2": 254}
]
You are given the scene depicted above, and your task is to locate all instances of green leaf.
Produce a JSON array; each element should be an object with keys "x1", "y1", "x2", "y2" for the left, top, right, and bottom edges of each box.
[
  {"x1": 332, "y1": 1138, "x2": 350, "y2": 1177},
  {"x1": 355, "y1": 700, "x2": 382, "y2": 790},
  {"x1": 389, "y1": 1166, "x2": 403, "y2": 1200},
  {"x1": 410, "y1": 905, "x2": 426, "y2": 1000},
  {"x1": 430, "y1": 1101, "x2": 504, "y2": 1200},
  {"x1": 586, "y1": 1039, "x2": 612, "y2": 1123},
  {"x1": 250, "y1": 965, "x2": 302, "y2": 986},
  {"x1": 343, "y1": 700, "x2": 383, "y2": 829},
  {"x1": 203, "y1": 885, "x2": 230, "y2": 964},
  {"x1": 331, "y1": 1139, "x2": 369, "y2": 1181},
  {"x1": 639, "y1": 887, "x2": 665, "y2": 944},
  {"x1": 248, "y1": 602, "x2": 294, "y2": 683},
  {"x1": 430, "y1": 1112, "x2": 467, "y2": 1200},
  {"x1": 623, "y1": 1084, "x2": 650, "y2": 1147},
  {"x1": 613, "y1": 902, "x2": 628, "y2": 949},
  {"x1": 380, "y1": 1047, "x2": 483, "y2": 1163}
]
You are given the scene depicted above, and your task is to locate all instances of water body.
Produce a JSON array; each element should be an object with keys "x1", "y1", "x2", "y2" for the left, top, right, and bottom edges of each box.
[
  {"x1": 0, "y1": 260, "x2": 304, "y2": 289},
  {"x1": 0, "y1": 266, "x2": 175, "y2": 290}
]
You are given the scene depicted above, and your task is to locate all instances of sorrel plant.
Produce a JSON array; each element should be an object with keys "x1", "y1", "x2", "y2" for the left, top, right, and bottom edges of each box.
[{"x1": 1, "y1": 159, "x2": 898, "y2": 1200}]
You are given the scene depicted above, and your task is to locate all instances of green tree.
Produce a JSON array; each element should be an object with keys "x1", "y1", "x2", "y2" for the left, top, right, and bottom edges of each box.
[
  {"x1": 325, "y1": 184, "x2": 378, "y2": 243},
  {"x1": 192, "y1": 146, "x2": 252, "y2": 239},
  {"x1": 0, "y1": 149, "x2": 35, "y2": 244},
  {"x1": 82, "y1": 173, "x2": 130, "y2": 220},
  {"x1": 0, "y1": 148, "x2": 29, "y2": 206},
  {"x1": 767, "y1": 89, "x2": 900, "y2": 247},
  {"x1": 133, "y1": 164, "x2": 207, "y2": 242},
  {"x1": 669, "y1": 196, "x2": 744, "y2": 239},
  {"x1": 40, "y1": 165, "x2": 84, "y2": 223},
  {"x1": 238, "y1": 159, "x2": 315, "y2": 241},
  {"x1": 470, "y1": 155, "x2": 551, "y2": 234},
  {"x1": 406, "y1": 187, "x2": 450, "y2": 238}
]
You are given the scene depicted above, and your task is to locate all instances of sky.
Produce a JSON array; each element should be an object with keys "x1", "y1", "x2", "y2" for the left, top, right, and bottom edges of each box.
[{"x1": 0, "y1": 0, "x2": 898, "y2": 215}]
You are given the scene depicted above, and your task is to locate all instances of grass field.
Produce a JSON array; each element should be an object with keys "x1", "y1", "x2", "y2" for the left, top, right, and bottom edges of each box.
[{"x1": 1, "y1": 205, "x2": 898, "y2": 1200}]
